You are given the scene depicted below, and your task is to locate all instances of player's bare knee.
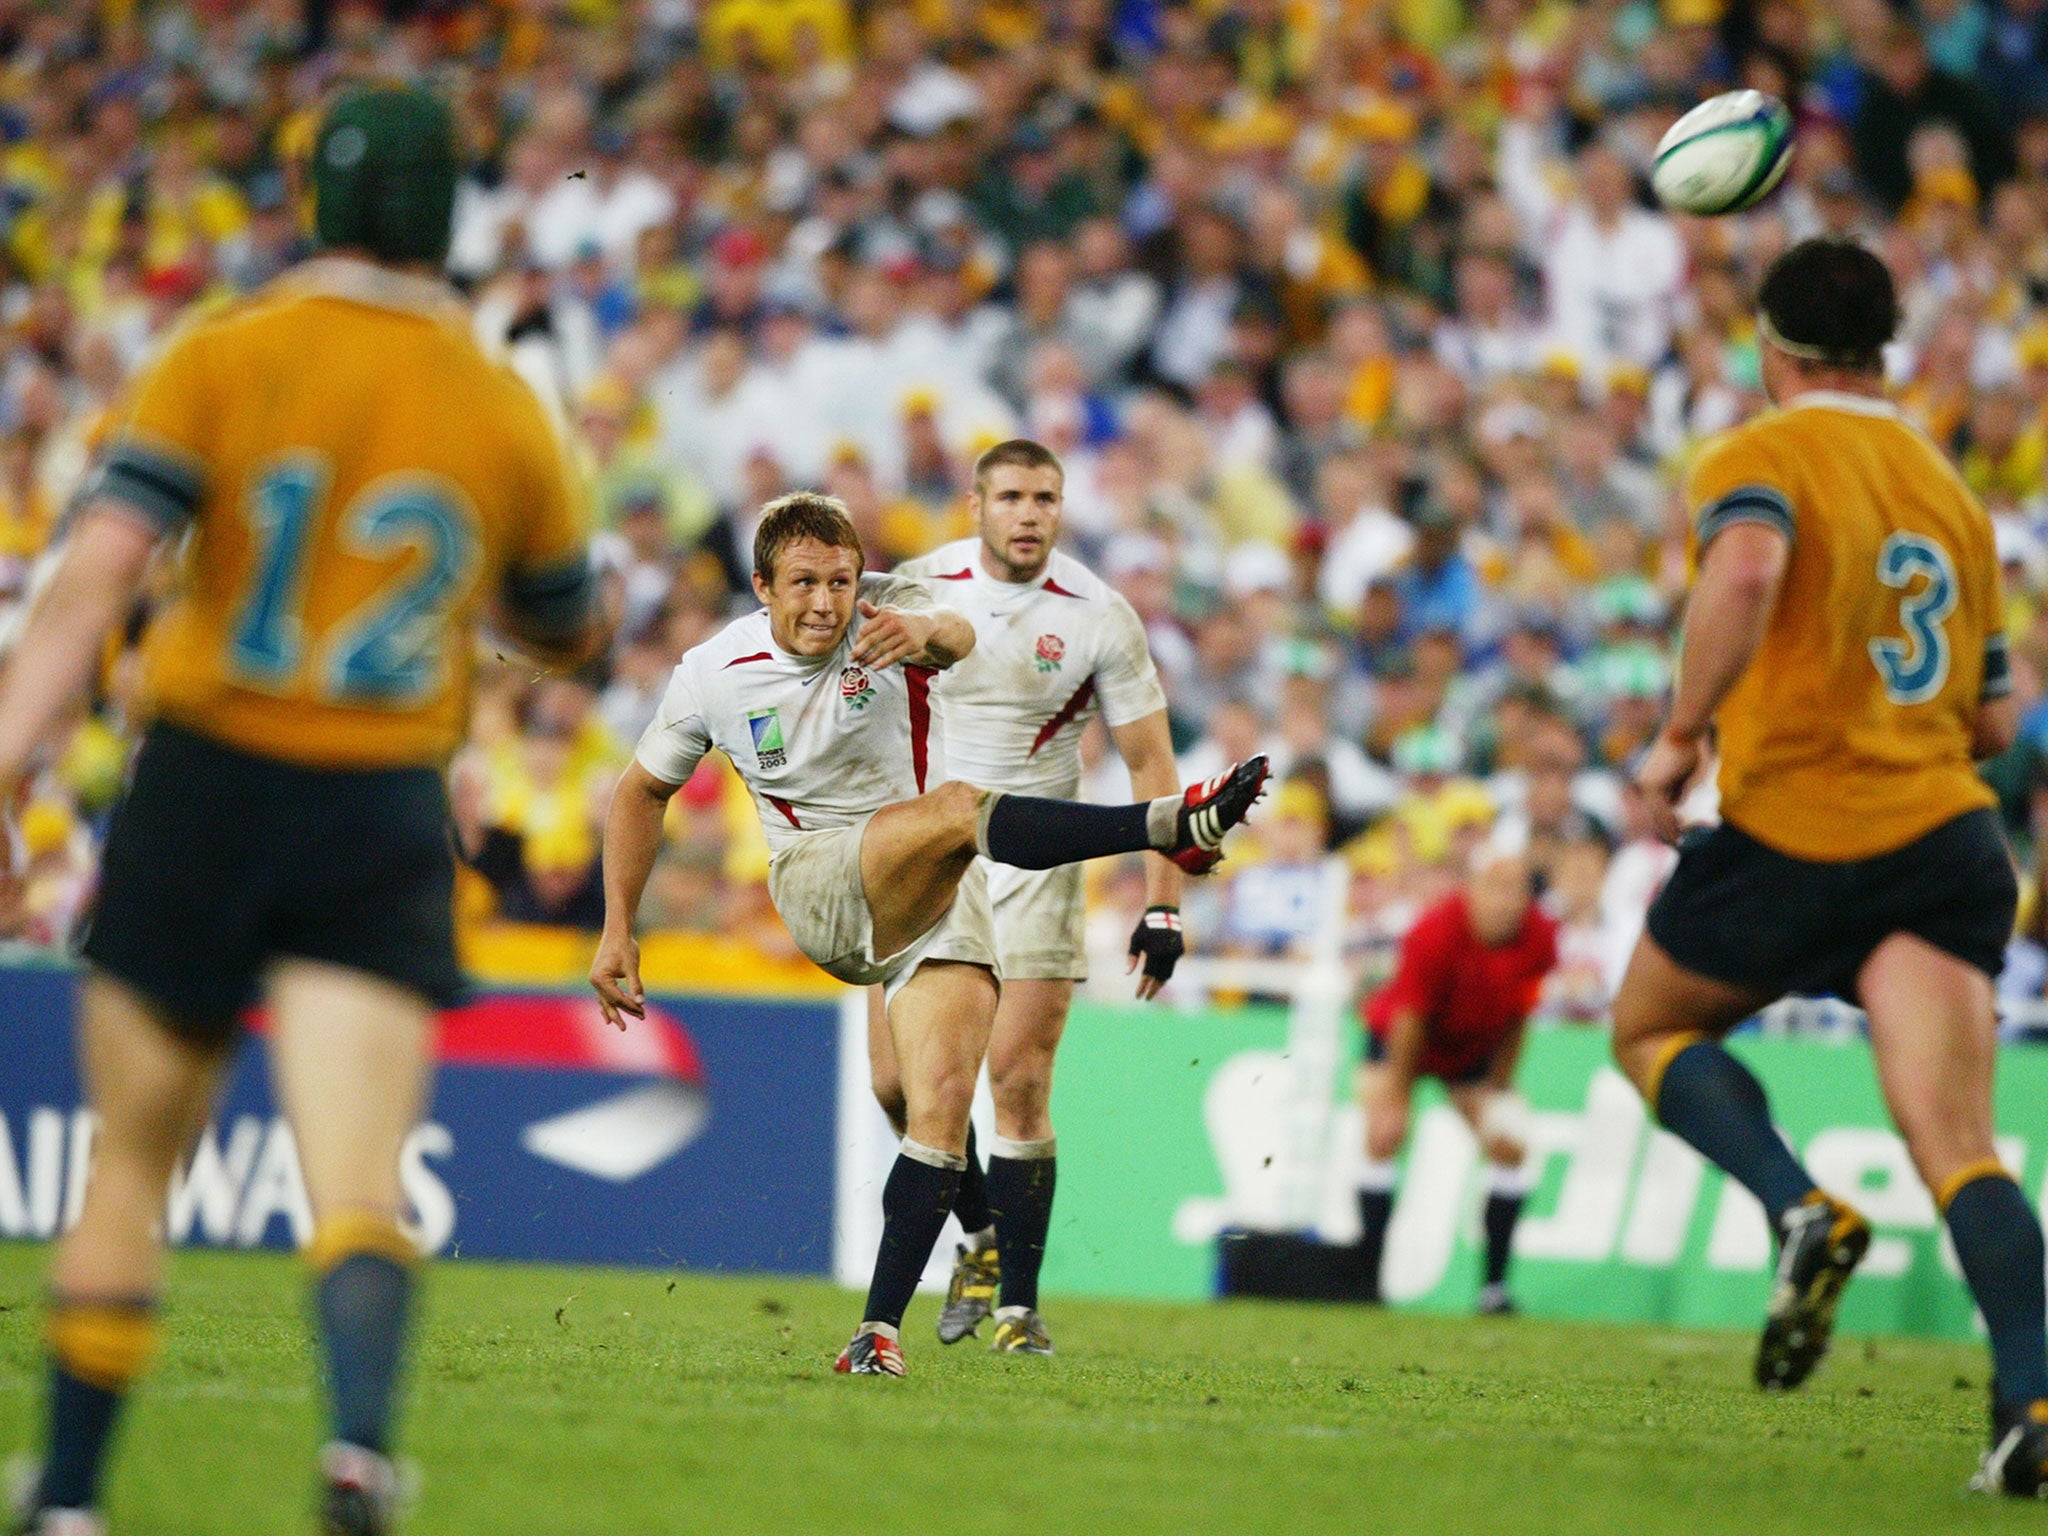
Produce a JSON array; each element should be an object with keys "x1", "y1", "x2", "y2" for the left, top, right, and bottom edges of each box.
[
  {"x1": 990, "y1": 1073, "x2": 1054, "y2": 1142},
  {"x1": 990, "y1": 1070, "x2": 1051, "y2": 1124},
  {"x1": 931, "y1": 779, "x2": 986, "y2": 840},
  {"x1": 908, "y1": 1061, "x2": 979, "y2": 1131}
]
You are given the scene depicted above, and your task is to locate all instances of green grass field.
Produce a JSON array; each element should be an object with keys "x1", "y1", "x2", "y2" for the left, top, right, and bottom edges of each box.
[{"x1": 0, "y1": 1245, "x2": 2040, "y2": 1536}]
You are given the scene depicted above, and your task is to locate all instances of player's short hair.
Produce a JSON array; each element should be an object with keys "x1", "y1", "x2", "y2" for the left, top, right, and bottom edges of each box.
[
  {"x1": 972, "y1": 439, "x2": 1064, "y2": 497},
  {"x1": 313, "y1": 86, "x2": 459, "y2": 266},
  {"x1": 753, "y1": 491, "x2": 864, "y2": 583},
  {"x1": 1756, "y1": 238, "x2": 1899, "y2": 374}
]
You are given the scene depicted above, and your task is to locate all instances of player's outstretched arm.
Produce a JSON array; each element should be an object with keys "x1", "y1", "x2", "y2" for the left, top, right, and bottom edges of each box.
[
  {"x1": 849, "y1": 600, "x2": 974, "y2": 670},
  {"x1": 1638, "y1": 519, "x2": 1790, "y2": 842},
  {"x1": 590, "y1": 760, "x2": 680, "y2": 1029},
  {"x1": 0, "y1": 505, "x2": 158, "y2": 791},
  {"x1": 1112, "y1": 709, "x2": 1188, "y2": 999}
]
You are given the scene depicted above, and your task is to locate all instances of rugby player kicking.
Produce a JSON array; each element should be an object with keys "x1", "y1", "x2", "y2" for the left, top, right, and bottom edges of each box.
[
  {"x1": 883, "y1": 439, "x2": 1188, "y2": 1355},
  {"x1": 591, "y1": 491, "x2": 1265, "y2": 1375}
]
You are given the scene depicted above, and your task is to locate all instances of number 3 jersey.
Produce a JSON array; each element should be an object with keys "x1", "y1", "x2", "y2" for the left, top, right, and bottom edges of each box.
[
  {"x1": 97, "y1": 257, "x2": 589, "y2": 769},
  {"x1": 634, "y1": 574, "x2": 952, "y2": 855},
  {"x1": 1685, "y1": 392, "x2": 2005, "y2": 861},
  {"x1": 895, "y1": 541, "x2": 1167, "y2": 799}
]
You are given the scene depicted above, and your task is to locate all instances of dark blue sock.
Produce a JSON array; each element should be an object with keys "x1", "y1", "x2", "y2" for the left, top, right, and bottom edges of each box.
[
  {"x1": 987, "y1": 1153, "x2": 1057, "y2": 1311},
  {"x1": 1483, "y1": 1194, "x2": 1524, "y2": 1288},
  {"x1": 1946, "y1": 1173, "x2": 2048, "y2": 1407},
  {"x1": 1356, "y1": 1189, "x2": 1393, "y2": 1300},
  {"x1": 954, "y1": 1124, "x2": 993, "y2": 1237},
  {"x1": 981, "y1": 794, "x2": 1154, "y2": 870},
  {"x1": 316, "y1": 1253, "x2": 416, "y2": 1454},
  {"x1": 864, "y1": 1149, "x2": 962, "y2": 1329},
  {"x1": 1654, "y1": 1039, "x2": 1817, "y2": 1228},
  {"x1": 38, "y1": 1367, "x2": 126, "y2": 1510}
]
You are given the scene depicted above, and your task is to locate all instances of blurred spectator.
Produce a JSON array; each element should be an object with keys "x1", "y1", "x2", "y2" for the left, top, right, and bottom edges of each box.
[
  {"x1": 1852, "y1": 21, "x2": 2016, "y2": 212},
  {"x1": 0, "y1": 0, "x2": 2037, "y2": 1035},
  {"x1": 1220, "y1": 778, "x2": 1334, "y2": 961}
]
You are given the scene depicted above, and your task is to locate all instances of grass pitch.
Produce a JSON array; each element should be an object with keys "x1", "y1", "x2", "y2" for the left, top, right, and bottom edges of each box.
[{"x1": 0, "y1": 1246, "x2": 2038, "y2": 1535}]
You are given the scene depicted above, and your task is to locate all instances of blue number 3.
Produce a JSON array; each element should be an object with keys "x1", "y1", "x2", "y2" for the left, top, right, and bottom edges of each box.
[
  {"x1": 1868, "y1": 532, "x2": 1957, "y2": 706},
  {"x1": 231, "y1": 460, "x2": 477, "y2": 705}
]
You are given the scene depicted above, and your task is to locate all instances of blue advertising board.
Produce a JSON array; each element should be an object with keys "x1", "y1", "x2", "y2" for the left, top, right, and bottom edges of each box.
[{"x1": 0, "y1": 964, "x2": 840, "y2": 1275}]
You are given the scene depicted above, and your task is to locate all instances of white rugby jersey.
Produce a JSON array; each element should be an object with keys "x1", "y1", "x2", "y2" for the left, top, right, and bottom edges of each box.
[
  {"x1": 634, "y1": 574, "x2": 951, "y2": 854},
  {"x1": 898, "y1": 540, "x2": 1167, "y2": 797}
]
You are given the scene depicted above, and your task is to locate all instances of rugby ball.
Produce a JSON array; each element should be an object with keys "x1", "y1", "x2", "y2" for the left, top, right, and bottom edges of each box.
[{"x1": 1651, "y1": 90, "x2": 1794, "y2": 216}]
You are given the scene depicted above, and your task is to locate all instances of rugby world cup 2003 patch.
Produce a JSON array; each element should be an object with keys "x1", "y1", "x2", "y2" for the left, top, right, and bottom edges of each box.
[{"x1": 747, "y1": 708, "x2": 787, "y2": 768}]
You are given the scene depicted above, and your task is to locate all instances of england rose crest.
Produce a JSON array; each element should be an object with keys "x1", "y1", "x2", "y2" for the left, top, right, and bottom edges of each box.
[
  {"x1": 1034, "y1": 634, "x2": 1065, "y2": 673},
  {"x1": 840, "y1": 665, "x2": 875, "y2": 709}
]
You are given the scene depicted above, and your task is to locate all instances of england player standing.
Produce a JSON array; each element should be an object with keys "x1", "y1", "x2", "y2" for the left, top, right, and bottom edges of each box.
[
  {"x1": 592, "y1": 491, "x2": 1265, "y2": 1375},
  {"x1": 886, "y1": 440, "x2": 1186, "y2": 1355}
]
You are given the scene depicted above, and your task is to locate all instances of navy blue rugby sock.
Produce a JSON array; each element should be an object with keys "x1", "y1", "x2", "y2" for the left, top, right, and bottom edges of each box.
[
  {"x1": 986, "y1": 1139, "x2": 1057, "y2": 1312},
  {"x1": 310, "y1": 1215, "x2": 420, "y2": 1456},
  {"x1": 865, "y1": 1141, "x2": 964, "y2": 1330},
  {"x1": 1654, "y1": 1038, "x2": 1817, "y2": 1228},
  {"x1": 953, "y1": 1123, "x2": 994, "y2": 1239},
  {"x1": 1943, "y1": 1167, "x2": 2048, "y2": 1407},
  {"x1": 977, "y1": 794, "x2": 1162, "y2": 870},
  {"x1": 38, "y1": 1295, "x2": 159, "y2": 1511}
]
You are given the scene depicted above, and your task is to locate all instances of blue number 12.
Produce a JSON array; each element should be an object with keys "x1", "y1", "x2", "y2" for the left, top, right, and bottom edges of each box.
[{"x1": 230, "y1": 457, "x2": 326, "y2": 682}]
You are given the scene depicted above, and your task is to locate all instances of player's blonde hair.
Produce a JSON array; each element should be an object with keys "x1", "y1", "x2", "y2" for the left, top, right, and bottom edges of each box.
[{"x1": 753, "y1": 491, "x2": 864, "y2": 582}]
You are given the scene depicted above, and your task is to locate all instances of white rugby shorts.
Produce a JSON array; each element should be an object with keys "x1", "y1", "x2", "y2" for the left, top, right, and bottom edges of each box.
[
  {"x1": 768, "y1": 815, "x2": 996, "y2": 1003},
  {"x1": 985, "y1": 859, "x2": 1088, "y2": 982}
]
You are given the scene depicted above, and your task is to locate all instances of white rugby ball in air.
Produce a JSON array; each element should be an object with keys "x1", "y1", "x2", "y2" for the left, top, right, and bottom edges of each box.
[{"x1": 1651, "y1": 90, "x2": 1795, "y2": 216}]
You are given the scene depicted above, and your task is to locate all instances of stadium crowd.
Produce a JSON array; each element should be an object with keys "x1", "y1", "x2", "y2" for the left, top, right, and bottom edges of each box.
[{"x1": 5, "y1": 0, "x2": 2048, "y2": 1027}]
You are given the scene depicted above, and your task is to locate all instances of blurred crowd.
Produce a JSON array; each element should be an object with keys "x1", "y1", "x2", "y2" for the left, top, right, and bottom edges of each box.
[{"x1": 8, "y1": 0, "x2": 2048, "y2": 1027}]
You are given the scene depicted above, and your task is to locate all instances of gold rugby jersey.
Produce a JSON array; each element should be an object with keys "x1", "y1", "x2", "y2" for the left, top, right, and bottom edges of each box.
[
  {"x1": 1685, "y1": 392, "x2": 2005, "y2": 861},
  {"x1": 98, "y1": 257, "x2": 589, "y2": 768}
]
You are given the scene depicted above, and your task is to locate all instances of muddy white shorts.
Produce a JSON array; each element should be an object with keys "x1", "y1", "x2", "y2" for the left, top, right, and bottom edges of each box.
[
  {"x1": 768, "y1": 815, "x2": 996, "y2": 1002},
  {"x1": 985, "y1": 859, "x2": 1088, "y2": 982}
]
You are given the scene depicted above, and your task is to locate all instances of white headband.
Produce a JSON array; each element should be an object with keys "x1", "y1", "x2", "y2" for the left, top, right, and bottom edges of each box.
[{"x1": 1757, "y1": 309, "x2": 1867, "y2": 364}]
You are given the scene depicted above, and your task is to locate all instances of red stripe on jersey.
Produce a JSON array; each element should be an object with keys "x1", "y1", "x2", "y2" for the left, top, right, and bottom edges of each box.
[
  {"x1": 1029, "y1": 677, "x2": 1096, "y2": 758},
  {"x1": 906, "y1": 664, "x2": 935, "y2": 790},
  {"x1": 1040, "y1": 577, "x2": 1085, "y2": 598},
  {"x1": 932, "y1": 569, "x2": 973, "y2": 581},
  {"x1": 724, "y1": 651, "x2": 773, "y2": 668},
  {"x1": 764, "y1": 793, "x2": 802, "y2": 828}
]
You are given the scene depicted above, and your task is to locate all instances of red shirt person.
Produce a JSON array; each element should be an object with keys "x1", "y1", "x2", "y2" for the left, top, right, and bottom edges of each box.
[
  {"x1": 1354, "y1": 845, "x2": 1559, "y2": 1313},
  {"x1": 1365, "y1": 883, "x2": 1560, "y2": 1084}
]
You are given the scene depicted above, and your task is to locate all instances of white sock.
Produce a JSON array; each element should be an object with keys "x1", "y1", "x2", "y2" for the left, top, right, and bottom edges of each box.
[
  {"x1": 1358, "y1": 1158, "x2": 1399, "y2": 1194},
  {"x1": 988, "y1": 1134, "x2": 1057, "y2": 1161},
  {"x1": 899, "y1": 1137, "x2": 968, "y2": 1171},
  {"x1": 964, "y1": 1224, "x2": 997, "y2": 1251},
  {"x1": 1145, "y1": 794, "x2": 1181, "y2": 849},
  {"x1": 1486, "y1": 1162, "x2": 1532, "y2": 1199},
  {"x1": 857, "y1": 1320, "x2": 901, "y2": 1341}
]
